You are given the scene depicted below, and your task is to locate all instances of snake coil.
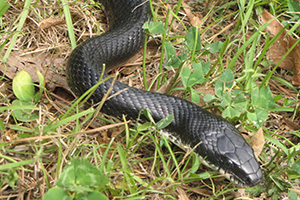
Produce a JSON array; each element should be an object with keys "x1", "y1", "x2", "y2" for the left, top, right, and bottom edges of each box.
[{"x1": 67, "y1": 0, "x2": 263, "y2": 187}]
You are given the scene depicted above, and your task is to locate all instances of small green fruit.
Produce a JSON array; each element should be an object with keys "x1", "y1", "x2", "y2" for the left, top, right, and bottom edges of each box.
[{"x1": 12, "y1": 70, "x2": 35, "y2": 101}]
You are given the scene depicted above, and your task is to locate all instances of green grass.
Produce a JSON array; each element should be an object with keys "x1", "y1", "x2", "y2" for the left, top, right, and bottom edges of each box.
[{"x1": 0, "y1": 0, "x2": 300, "y2": 199}]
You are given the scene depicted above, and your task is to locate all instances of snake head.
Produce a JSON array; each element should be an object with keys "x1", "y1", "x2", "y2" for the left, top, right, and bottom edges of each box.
[{"x1": 198, "y1": 118, "x2": 263, "y2": 187}]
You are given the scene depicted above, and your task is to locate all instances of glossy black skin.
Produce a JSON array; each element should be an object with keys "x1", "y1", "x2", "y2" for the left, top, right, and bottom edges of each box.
[{"x1": 67, "y1": 0, "x2": 263, "y2": 187}]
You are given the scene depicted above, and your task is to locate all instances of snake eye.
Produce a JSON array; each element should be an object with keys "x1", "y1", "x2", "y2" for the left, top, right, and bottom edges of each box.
[{"x1": 224, "y1": 159, "x2": 233, "y2": 169}]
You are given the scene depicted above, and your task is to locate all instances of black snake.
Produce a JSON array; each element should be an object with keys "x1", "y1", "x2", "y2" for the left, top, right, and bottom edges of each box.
[{"x1": 67, "y1": 0, "x2": 263, "y2": 187}]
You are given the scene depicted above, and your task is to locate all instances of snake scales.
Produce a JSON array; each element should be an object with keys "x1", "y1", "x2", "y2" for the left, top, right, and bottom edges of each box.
[{"x1": 67, "y1": 0, "x2": 263, "y2": 187}]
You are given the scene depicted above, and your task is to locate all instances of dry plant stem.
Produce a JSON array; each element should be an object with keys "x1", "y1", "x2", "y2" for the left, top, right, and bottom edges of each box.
[{"x1": 11, "y1": 121, "x2": 129, "y2": 143}]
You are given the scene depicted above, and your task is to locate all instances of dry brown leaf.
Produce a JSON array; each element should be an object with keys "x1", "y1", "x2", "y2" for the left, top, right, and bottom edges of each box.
[
  {"x1": 0, "y1": 50, "x2": 68, "y2": 91},
  {"x1": 250, "y1": 128, "x2": 264, "y2": 159},
  {"x1": 176, "y1": 187, "x2": 190, "y2": 200},
  {"x1": 39, "y1": 18, "x2": 66, "y2": 29},
  {"x1": 180, "y1": 185, "x2": 212, "y2": 197},
  {"x1": 182, "y1": 1, "x2": 201, "y2": 27},
  {"x1": 283, "y1": 117, "x2": 300, "y2": 130},
  {"x1": 260, "y1": 10, "x2": 300, "y2": 85}
]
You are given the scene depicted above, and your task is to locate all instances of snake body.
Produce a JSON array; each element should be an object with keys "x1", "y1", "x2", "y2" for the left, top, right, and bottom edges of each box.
[{"x1": 67, "y1": 0, "x2": 263, "y2": 187}]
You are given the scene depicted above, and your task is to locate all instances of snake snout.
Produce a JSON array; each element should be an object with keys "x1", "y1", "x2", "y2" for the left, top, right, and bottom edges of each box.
[{"x1": 214, "y1": 124, "x2": 263, "y2": 186}]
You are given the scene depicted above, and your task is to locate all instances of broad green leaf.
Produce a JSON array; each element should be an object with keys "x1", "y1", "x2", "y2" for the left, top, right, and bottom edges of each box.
[
  {"x1": 288, "y1": 190, "x2": 298, "y2": 200},
  {"x1": 203, "y1": 41, "x2": 224, "y2": 53},
  {"x1": 185, "y1": 27, "x2": 201, "y2": 54},
  {"x1": 260, "y1": 86, "x2": 277, "y2": 110},
  {"x1": 247, "y1": 108, "x2": 268, "y2": 127},
  {"x1": 190, "y1": 171, "x2": 211, "y2": 179},
  {"x1": 11, "y1": 100, "x2": 38, "y2": 122},
  {"x1": 232, "y1": 100, "x2": 247, "y2": 113},
  {"x1": 56, "y1": 161, "x2": 76, "y2": 187},
  {"x1": 274, "y1": 94, "x2": 282, "y2": 102},
  {"x1": 232, "y1": 93, "x2": 248, "y2": 112},
  {"x1": 44, "y1": 187, "x2": 70, "y2": 200},
  {"x1": 180, "y1": 67, "x2": 191, "y2": 88},
  {"x1": 189, "y1": 154, "x2": 200, "y2": 174},
  {"x1": 252, "y1": 86, "x2": 276, "y2": 110},
  {"x1": 215, "y1": 79, "x2": 224, "y2": 98},
  {"x1": 164, "y1": 42, "x2": 176, "y2": 61},
  {"x1": 191, "y1": 90, "x2": 200, "y2": 104},
  {"x1": 192, "y1": 61, "x2": 210, "y2": 75},
  {"x1": 67, "y1": 185, "x2": 93, "y2": 193},
  {"x1": 222, "y1": 107, "x2": 240, "y2": 118},
  {"x1": 291, "y1": 159, "x2": 300, "y2": 174},
  {"x1": 246, "y1": 112, "x2": 257, "y2": 125},
  {"x1": 255, "y1": 108, "x2": 268, "y2": 125},
  {"x1": 251, "y1": 88, "x2": 260, "y2": 107},
  {"x1": 203, "y1": 93, "x2": 217, "y2": 103},
  {"x1": 219, "y1": 69, "x2": 234, "y2": 88},
  {"x1": 156, "y1": 115, "x2": 174, "y2": 129},
  {"x1": 180, "y1": 62, "x2": 209, "y2": 89},
  {"x1": 188, "y1": 69, "x2": 206, "y2": 86},
  {"x1": 0, "y1": 0, "x2": 10, "y2": 18},
  {"x1": 77, "y1": 192, "x2": 108, "y2": 200},
  {"x1": 164, "y1": 53, "x2": 187, "y2": 70},
  {"x1": 56, "y1": 158, "x2": 109, "y2": 189},
  {"x1": 215, "y1": 69, "x2": 235, "y2": 98},
  {"x1": 220, "y1": 92, "x2": 231, "y2": 107},
  {"x1": 137, "y1": 122, "x2": 152, "y2": 132},
  {"x1": 77, "y1": 160, "x2": 109, "y2": 188},
  {"x1": 143, "y1": 21, "x2": 166, "y2": 34}
]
